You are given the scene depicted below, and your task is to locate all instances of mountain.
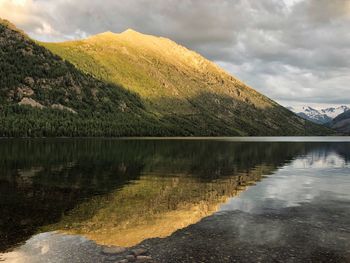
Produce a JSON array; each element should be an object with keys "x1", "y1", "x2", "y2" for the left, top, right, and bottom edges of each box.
[
  {"x1": 288, "y1": 105, "x2": 349, "y2": 125},
  {"x1": 320, "y1": 106, "x2": 350, "y2": 119},
  {"x1": 42, "y1": 29, "x2": 333, "y2": 136},
  {"x1": 288, "y1": 106, "x2": 333, "y2": 124},
  {"x1": 330, "y1": 110, "x2": 350, "y2": 134},
  {"x1": 0, "y1": 19, "x2": 171, "y2": 137},
  {"x1": 0, "y1": 18, "x2": 333, "y2": 136}
]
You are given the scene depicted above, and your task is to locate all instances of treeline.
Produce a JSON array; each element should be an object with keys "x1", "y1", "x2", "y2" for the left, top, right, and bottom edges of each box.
[{"x1": 0, "y1": 105, "x2": 185, "y2": 137}]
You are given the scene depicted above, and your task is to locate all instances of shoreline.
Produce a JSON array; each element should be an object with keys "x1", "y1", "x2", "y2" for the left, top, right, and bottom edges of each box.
[{"x1": 0, "y1": 136, "x2": 350, "y2": 142}]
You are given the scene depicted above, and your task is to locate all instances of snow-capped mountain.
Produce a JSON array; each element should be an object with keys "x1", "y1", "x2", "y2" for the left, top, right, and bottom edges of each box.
[
  {"x1": 320, "y1": 106, "x2": 350, "y2": 119},
  {"x1": 287, "y1": 105, "x2": 350, "y2": 125}
]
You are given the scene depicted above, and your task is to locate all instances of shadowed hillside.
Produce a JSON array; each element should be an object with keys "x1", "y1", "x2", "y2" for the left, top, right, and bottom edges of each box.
[{"x1": 330, "y1": 110, "x2": 350, "y2": 134}]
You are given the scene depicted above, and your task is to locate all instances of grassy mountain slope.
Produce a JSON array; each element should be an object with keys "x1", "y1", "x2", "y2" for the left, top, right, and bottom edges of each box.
[{"x1": 43, "y1": 30, "x2": 332, "y2": 136}]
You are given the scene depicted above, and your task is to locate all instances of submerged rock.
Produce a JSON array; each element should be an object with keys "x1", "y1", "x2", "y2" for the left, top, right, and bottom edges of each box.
[
  {"x1": 136, "y1": 255, "x2": 153, "y2": 262},
  {"x1": 132, "y1": 248, "x2": 147, "y2": 256},
  {"x1": 102, "y1": 245, "x2": 127, "y2": 254},
  {"x1": 126, "y1": 254, "x2": 136, "y2": 262}
]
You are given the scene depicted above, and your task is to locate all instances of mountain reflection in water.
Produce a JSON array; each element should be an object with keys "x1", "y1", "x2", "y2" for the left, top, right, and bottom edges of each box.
[{"x1": 0, "y1": 139, "x2": 349, "y2": 252}]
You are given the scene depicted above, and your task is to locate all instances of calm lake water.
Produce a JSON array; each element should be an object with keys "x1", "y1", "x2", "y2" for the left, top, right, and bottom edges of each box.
[{"x1": 0, "y1": 138, "x2": 349, "y2": 262}]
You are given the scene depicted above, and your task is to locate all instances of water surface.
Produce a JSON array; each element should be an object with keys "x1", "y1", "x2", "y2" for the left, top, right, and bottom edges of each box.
[{"x1": 0, "y1": 138, "x2": 349, "y2": 262}]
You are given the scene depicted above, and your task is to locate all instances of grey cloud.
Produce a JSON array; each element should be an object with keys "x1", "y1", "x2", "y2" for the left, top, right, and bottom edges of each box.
[{"x1": 303, "y1": 0, "x2": 350, "y2": 23}]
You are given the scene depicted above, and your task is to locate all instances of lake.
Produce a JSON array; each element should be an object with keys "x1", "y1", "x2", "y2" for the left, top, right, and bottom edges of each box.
[{"x1": 0, "y1": 138, "x2": 349, "y2": 262}]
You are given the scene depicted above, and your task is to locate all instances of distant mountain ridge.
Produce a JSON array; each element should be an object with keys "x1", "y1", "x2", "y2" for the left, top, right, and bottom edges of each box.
[
  {"x1": 288, "y1": 105, "x2": 349, "y2": 125},
  {"x1": 0, "y1": 18, "x2": 334, "y2": 136},
  {"x1": 330, "y1": 110, "x2": 350, "y2": 134},
  {"x1": 320, "y1": 106, "x2": 349, "y2": 119}
]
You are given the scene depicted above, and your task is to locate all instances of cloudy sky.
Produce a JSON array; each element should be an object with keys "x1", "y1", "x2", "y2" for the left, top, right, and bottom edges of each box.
[{"x1": 1, "y1": 0, "x2": 349, "y2": 109}]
